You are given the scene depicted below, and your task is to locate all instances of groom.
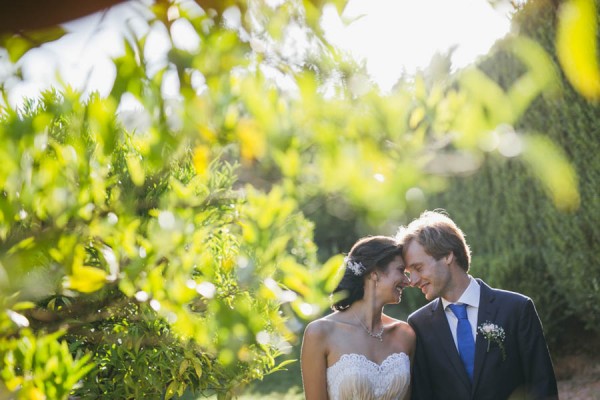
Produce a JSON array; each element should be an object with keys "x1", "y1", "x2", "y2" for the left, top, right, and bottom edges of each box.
[{"x1": 397, "y1": 210, "x2": 558, "y2": 400}]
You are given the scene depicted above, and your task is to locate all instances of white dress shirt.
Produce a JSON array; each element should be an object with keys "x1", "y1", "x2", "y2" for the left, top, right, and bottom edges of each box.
[{"x1": 441, "y1": 276, "x2": 480, "y2": 350}]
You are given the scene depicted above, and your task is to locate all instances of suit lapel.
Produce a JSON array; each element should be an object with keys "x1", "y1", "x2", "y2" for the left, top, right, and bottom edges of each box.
[
  {"x1": 472, "y1": 279, "x2": 499, "y2": 394},
  {"x1": 430, "y1": 298, "x2": 472, "y2": 390}
]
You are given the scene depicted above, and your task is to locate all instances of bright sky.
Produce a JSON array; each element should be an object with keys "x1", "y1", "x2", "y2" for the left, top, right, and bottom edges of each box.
[
  {"x1": 4, "y1": 0, "x2": 512, "y2": 106},
  {"x1": 324, "y1": 0, "x2": 512, "y2": 90}
]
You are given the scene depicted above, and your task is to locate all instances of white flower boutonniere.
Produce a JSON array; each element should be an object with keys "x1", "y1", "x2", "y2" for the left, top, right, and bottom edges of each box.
[{"x1": 478, "y1": 321, "x2": 506, "y2": 361}]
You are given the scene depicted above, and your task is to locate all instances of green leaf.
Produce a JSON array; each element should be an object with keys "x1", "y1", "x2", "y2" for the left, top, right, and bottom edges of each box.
[
  {"x1": 459, "y1": 67, "x2": 513, "y2": 125},
  {"x1": 165, "y1": 380, "x2": 178, "y2": 398},
  {"x1": 522, "y1": 134, "x2": 580, "y2": 212},
  {"x1": 508, "y1": 36, "x2": 561, "y2": 119},
  {"x1": 266, "y1": 358, "x2": 297, "y2": 374},
  {"x1": 0, "y1": 26, "x2": 66, "y2": 63},
  {"x1": 320, "y1": 254, "x2": 344, "y2": 294}
]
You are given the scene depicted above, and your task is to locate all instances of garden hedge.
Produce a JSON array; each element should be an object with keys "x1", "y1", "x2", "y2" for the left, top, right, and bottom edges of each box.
[{"x1": 427, "y1": 0, "x2": 600, "y2": 346}]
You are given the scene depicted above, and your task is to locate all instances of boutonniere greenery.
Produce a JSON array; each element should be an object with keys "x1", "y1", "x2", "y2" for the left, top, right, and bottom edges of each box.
[{"x1": 478, "y1": 321, "x2": 506, "y2": 361}]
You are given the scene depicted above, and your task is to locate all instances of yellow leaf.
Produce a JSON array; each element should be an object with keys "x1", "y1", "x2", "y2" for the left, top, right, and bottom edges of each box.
[
  {"x1": 409, "y1": 107, "x2": 426, "y2": 129},
  {"x1": 71, "y1": 244, "x2": 86, "y2": 272},
  {"x1": 199, "y1": 125, "x2": 217, "y2": 143},
  {"x1": 236, "y1": 118, "x2": 266, "y2": 161},
  {"x1": 122, "y1": 220, "x2": 141, "y2": 257},
  {"x1": 12, "y1": 301, "x2": 36, "y2": 311},
  {"x1": 126, "y1": 154, "x2": 145, "y2": 186},
  {"x1": 23, "y1": 386, "x2": 45, "y2": 400},
  {"x1": 274, "y1": 149, "x2": 300, "y2": 177},
  {"x1": 7, "y1": 237, "x2": 35, "y2": 254},
  {"x1": 223, "y1": 105, "x2": 239, "y2": 129},
  {"x1": 149, "y1": 265, "x2": 165, "y2": 293},
  {"x1": 193, "y1": 145, "x2": 211, "y2": 176},
  {"x1": 5, "y1": 376, "x2": 23, "y2": 391},
  {"x1": 241, "y1": 221, "x2": 258, "y2": 243},
  {"x1": 179, "y1": 360, "x2": 189, "y2": 377},
  {"x1": 522, "y1": 135, "x2": 580, "y2": 212},
  {"x1": 557, "y1": 0, "x2": 600, "y2": 99},
  {"x1": 66, "y1": 266, "x2": 108, "y2": 293},
  {"x1": 282, "y1": 275, "x2": 310, "y2": 297},
  {"x1": 508, "y1": 36, "x2": 561, "y2": 118}
]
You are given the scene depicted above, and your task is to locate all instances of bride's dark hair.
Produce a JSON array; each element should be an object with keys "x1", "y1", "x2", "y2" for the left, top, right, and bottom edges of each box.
[{"x1": 331, "y1": 235, "x2": 402, "y2": 311}]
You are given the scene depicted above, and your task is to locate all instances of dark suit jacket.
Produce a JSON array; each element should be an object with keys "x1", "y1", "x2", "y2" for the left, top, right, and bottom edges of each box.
[{"x1": 408, "y1": 279, "x2": 558, "y2": 400}]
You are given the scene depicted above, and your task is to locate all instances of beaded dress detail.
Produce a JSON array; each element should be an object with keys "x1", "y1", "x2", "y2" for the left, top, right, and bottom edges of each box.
[{"x1": 326, "y1": 353, "x2": 410, "y2": 400}]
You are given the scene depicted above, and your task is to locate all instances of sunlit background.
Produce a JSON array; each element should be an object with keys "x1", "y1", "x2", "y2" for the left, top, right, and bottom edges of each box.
[
  {"x1": 324, "y1": 0, "x2": 512, "y2": 89},
  {"x1": 5, "y1": 0, "x2": 513, "y2": 105},
  {"x1": 1, "y1": 0, "x2": 599, "y2": 398}
]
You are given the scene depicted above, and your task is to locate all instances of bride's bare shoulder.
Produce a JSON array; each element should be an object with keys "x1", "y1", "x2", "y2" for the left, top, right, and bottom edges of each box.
[
  {"x1": 383, "y1": 316, "x2": 416, "y2": 336},
  {"x1": 304, "y1": 312, "x2": 347, "y2": 338}
]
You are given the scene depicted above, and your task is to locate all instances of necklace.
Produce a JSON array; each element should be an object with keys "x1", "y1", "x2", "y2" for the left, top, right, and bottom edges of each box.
[{"x1": 351, "y1": 310, "x2": 384, "y2": 342}]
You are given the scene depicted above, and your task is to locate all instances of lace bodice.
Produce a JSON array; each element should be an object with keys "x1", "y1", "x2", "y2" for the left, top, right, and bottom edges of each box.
[{"x1": 326, "y1": 353, "x2": 410, "y2": 400}]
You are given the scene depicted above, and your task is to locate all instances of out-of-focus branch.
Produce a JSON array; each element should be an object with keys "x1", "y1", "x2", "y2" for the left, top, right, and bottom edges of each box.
[
  {"x1": 0, "y1": 0, "x2": 128, "y2": 34},
  {"x1": 0, "y1": 0, "x2": 340, "y2": 35}
]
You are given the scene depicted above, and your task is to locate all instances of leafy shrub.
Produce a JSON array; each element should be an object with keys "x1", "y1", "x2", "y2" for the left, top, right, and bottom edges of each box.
[{"x1": 426, "y1": 0, "x2": 600, "y2": 344}]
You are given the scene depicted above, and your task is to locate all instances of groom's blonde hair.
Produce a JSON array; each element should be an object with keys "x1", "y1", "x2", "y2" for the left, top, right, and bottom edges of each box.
[{"x1": 396, "y1": 209, "x2": 471, "y2": 272}]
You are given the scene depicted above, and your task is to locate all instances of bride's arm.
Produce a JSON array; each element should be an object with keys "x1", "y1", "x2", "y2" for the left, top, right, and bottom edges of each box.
[
  {"x1": 300, "y1": 320, "x2": 329, "y2": 400},
  {"x1": 403, "y1": 323, "x2": 417, "y2": 400}
]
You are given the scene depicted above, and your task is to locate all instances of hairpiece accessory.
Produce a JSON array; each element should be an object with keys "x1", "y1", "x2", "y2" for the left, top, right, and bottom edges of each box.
[{"x1": 344, "y1": 256, "x2": 366, "y2": 276}]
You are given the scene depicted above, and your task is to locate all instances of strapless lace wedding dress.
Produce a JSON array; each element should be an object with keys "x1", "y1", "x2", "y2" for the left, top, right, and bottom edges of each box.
[{"x1": 326, "y1": 353, "x2": 410, "y2": 400}]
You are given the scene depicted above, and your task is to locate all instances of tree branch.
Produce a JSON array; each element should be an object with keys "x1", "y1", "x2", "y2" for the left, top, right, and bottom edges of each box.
[{"x1": 0, "y1": 0, "x2": 128, "y2": 33}]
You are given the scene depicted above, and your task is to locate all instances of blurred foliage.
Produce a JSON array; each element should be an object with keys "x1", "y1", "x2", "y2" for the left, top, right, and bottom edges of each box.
[
  {"x1": 0, "y1": 26, "x2": 66, "y2": 63},
  {"x1": 0, "y1": 329, "x2": 93, "y2": 400},
  {"x1": 556, "y1": 0, "x2": 600, "y2": 100},
  {"x1": 0, "y1": 86, "x2": 317, "y2": 398},
  {"x1": 0, "y1": 0, "x2": 594, "y2": 397},
  {"x1": 427, "y1": 0, "x2": 600, "y2": 347}
]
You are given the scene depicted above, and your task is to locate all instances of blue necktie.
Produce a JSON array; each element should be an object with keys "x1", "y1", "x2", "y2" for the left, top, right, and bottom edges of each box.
[{"x1": 448, "y1": 303, "x2": 475, "y2": 381}]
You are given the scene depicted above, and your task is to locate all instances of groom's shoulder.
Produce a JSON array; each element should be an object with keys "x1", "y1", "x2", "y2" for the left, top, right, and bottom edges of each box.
[
  {"x1": 480, "y1": 279, "x2": 531, "y2": 304},
  {"x1": 407, "y1": 299, "x2": 438, "y2": 324},
  {"x1": 479, "y1": 280, "x2": 536, "y2": 313}
]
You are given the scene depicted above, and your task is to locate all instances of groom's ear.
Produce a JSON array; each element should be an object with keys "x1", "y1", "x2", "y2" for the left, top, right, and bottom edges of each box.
[{"x1": 445, "y1": 252, "x2": 454, "y2": 265}]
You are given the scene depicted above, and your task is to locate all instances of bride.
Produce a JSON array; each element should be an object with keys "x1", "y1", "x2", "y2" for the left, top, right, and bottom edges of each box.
[{"x1": 301, "y1": 236, "x2": 415, "y2": 400}]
